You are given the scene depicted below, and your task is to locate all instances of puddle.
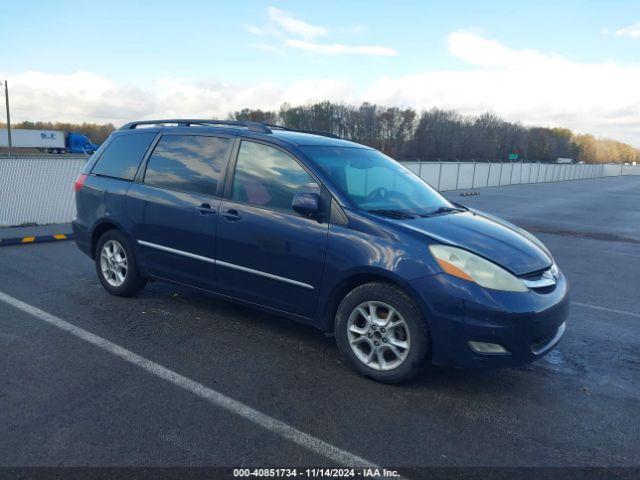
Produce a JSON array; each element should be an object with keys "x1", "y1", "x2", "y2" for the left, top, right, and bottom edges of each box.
[{"x1": 532, "y1": 349, "x2": 580, "y2": 375}]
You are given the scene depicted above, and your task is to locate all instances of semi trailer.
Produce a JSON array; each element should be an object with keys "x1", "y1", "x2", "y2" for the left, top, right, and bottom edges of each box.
[{"x1": 0, "y1": 128, "x2": 99, "y2": 154}]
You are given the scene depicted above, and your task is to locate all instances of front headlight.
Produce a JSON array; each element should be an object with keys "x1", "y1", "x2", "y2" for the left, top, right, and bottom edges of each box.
[{"x1": 429, "y1": 245, "x2": 529, "y2": 292}]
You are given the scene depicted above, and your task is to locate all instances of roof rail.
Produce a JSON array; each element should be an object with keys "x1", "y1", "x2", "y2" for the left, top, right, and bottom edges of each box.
[
  {"x1": 264, "y1": 123, "x2": 341, "y2": 139},
  {"x1": 118, "y1": 119, "x2": 272, "y2": 134},
  {"x1": 118, "y1": 119, "x2": 342, "y2": 139}
]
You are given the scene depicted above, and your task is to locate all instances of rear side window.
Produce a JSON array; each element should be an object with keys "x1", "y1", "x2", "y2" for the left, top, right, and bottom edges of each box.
[
  {"x1": 143, "y1": 135, "x2": 230, "y2": 196},
  {"x1": 231, "y1": 141, "x2": 319, "y2": 212},
  {"x1": 92, "y1": 133, "x2": 156, "y2": 180}
]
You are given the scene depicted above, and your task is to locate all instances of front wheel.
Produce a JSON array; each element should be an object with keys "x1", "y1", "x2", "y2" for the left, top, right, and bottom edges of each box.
[
  {"x1": 335, "y1": 282, "x2": 430, "y2": 383},
  {"x1": 95, "y1": 230, "x2": 147, "y2": 297}
]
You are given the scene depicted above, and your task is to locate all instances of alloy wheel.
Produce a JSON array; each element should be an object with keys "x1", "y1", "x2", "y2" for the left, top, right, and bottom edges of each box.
[
  {"x1": 346, "y1": 301, "x2": 411, "y2": 371},
  {"x1": 100, "y1": 240, "x2": 128, "y2": 287}
]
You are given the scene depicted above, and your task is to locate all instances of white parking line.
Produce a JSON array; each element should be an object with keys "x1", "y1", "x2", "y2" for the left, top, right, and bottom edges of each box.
[
  {"x1": 572, "y1": 301, "x2": 640, "y2": 319},
  {"x1": 0, "y1": 290, "x2": 378, "y2": 469}
]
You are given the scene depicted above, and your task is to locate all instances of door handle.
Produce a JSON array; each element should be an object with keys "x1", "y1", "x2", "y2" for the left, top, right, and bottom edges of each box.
[
  {"x1": 197, "y1": 203, "x2": 216, "y2": 215},
  {"x1": 222, "y1": 209, "x2": 241, "y2": 221}
]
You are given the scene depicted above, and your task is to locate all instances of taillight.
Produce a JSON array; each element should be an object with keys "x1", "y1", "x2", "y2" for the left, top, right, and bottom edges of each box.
[{"x1": 74, "y1": 174, "x2": 88, "y2": 192}]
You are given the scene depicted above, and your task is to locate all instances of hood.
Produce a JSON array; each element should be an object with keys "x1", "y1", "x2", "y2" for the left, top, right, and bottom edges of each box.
[{"x1": 398, "y1": 210, "x2": 552, "y2": 276}]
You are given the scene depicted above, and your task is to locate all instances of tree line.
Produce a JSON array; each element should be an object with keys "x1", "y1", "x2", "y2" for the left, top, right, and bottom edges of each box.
[
  {"x1": 231, "y1": 102, "x2": 639, "y2": 164},
  {"x1": 0, "y1": 121, "x2": 116, "y2": 145},
  {"x1": 3, "y1": 102, "x2": 638, "y2": 163}
]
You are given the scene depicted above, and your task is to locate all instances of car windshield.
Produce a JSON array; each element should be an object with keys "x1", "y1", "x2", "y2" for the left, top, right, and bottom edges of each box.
[{"x1": 301, "y1": 146, "x2": 453, "y2": 216}]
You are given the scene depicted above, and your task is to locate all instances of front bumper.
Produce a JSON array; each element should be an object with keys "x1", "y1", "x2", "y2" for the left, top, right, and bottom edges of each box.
[{"x1": 408, "y1": 271, "x2": 570, "y2": 369}]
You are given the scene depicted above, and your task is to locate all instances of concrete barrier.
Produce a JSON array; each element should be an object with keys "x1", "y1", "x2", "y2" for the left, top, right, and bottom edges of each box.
[
  {"x1": 0, "y1": 156, "x2": 638, "y2": 226},
  {"x1": 401, "y1": 161, "x2": 639, "y2": 192}
]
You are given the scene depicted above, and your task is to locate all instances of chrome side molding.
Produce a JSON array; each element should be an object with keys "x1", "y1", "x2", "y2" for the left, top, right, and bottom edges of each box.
[
  {"x1": 138, "y1": 240, "x2": 215, "y2": 264},
  {"x1": 137, "y1": 239, "x2": 314, "y2": 290}
]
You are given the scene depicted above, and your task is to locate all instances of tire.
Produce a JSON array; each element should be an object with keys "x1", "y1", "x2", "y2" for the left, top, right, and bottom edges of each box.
[
  {"x1": 335, "y1": 282, "x2": 429, "y2": 383},
  {"x1": 95, "y1": 229, "x2": 147, "y2": 297}
]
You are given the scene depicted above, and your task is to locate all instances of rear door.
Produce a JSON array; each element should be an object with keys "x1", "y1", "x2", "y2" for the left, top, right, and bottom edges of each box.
[
  {"x1": 127, "y1": 132, "x2": 232, "y2": 290},
  {"x1": 216, "y1": 139, "x2": 329, "y2": 318}
]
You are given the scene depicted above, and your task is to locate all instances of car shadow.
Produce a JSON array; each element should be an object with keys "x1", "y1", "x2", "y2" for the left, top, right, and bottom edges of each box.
[{"x1": 143, "y1": 281, "x2": 554, "y2": 396}]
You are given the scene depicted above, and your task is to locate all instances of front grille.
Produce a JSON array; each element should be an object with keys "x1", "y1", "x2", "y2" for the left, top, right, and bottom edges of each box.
[
  {"x1": 520, "y1": 265, "x2": 558, "y2": 293},
  {"x1": 531, "y1": 284, "x2": 556, "y2": 294}
]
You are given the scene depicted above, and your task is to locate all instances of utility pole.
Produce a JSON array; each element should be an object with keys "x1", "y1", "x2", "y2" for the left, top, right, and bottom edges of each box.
[{"x1": 4, "y1": 80, "x2": 12, "y2": 157}]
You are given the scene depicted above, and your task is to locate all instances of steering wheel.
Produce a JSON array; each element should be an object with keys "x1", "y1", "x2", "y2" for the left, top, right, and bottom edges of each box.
[{"x1": 366, "y1": 187, "x2": 388, "y2": 201}]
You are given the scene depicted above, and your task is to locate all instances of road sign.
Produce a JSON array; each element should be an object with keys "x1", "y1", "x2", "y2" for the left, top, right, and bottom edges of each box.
[{"x1": 508, "y1": 153, "x2": 519, "y2": 160}]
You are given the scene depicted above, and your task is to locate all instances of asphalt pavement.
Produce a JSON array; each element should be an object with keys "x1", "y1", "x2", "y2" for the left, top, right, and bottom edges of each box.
[{"x1": 0, "y1": 176, "x2": 639, "y2": 472}]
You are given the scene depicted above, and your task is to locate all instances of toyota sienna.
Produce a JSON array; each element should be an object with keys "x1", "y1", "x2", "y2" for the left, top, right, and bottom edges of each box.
[{"x1": 73, "y1": 119, "x2": 569, "y2": 383}]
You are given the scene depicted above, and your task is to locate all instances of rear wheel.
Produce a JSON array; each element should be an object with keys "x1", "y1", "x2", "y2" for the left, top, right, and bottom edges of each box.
[
  {"x1": 95, "y1": 230, "x2": 147, "y2": 296},
  {"x1": 335, "y1": 282, "x2": 429, "y2": 383}
]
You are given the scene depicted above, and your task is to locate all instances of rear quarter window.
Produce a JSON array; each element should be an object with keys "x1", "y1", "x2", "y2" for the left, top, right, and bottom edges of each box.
[
  {"x1": 92, "y1": 132, "x2": 156, "y2": 180},
  {"x1": 143, "y1": 134, "x2": 231, "y2": 196}
]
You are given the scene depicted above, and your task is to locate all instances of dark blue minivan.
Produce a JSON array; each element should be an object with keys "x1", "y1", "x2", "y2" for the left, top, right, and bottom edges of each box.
[{"x1": 73, "y1": 119, "x2": 569, "y2": 383}]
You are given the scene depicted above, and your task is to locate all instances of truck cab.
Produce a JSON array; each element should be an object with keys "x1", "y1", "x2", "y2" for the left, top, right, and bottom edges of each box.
[{"x1": 67, "y1": 132, "x2": 99, "y2": 154}]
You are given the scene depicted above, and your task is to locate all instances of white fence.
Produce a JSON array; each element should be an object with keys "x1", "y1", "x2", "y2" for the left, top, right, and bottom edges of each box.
[
  {"x1": 0, "y1": 157, "x2": 639, "y2": 226},
  {"x1": 0, "y1": 157, "x2": 87, "y2": 226},
  {"x1": 402, "y1": 161, "x2": 640, "y2": 192}
]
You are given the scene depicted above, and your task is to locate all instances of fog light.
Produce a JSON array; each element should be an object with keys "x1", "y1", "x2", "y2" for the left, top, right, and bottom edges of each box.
[{"x1": 468, "y1": 341, "x2": 510, "y2": 354}]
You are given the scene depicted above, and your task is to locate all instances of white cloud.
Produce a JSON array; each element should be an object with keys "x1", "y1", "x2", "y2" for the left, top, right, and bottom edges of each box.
[
  {"x1": 614, "y1": 22, "x2": 640, "y2": 38},
  {"x1": 285, "y1": 39, "x2": 398, "y2": 56},
  {"x1": 244, "y1": 23, "x2": 282, "y2": 37},
  {"x1": 2, "y1": 70, "x2": 154, "y2": 122},
  {"x1": 1, "y1": 70, "x2": 354, "y2": 126},
  {"x1": 3, "y1": 32, "x2": 640, "y2": 146},
  {"x1": 364, "y1": 31, "x2": 640, "y2": 145},
  {"x1": 250, "y1": 43, "x2": 284, "y2": 54},
  {"x1": 266, "y1": 7, "x2": 327, "y2": 39},
  {"x1": 246, "y1": 6, "x2": 396, "y2": 57},
  {"x1": 447, "y1": 31, "x2": 559, "y2": 68},
  {"x1": 244, "y1": 24, "x2": 269, "y2": 36}
]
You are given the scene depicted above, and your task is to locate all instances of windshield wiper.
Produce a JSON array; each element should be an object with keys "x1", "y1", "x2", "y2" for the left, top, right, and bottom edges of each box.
[
  {"x1": 419, "y1": 206, "x2": 466, "y2": 217},
  {"x1": 366, "y1": 209, "x2": 416, "y2": 219},
  {"x1": 449, "y1": 201, "x2": 469, "y2": 211}
]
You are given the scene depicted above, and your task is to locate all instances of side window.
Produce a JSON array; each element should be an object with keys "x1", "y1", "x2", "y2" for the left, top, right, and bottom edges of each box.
[
  {"x1": 92, "y1": 132, "x2": 156, "y2": 180},
  {"x1": 144, "y1": 135, "x2": 230, "y2": 196},
  {"x1": 231, "y1": 141, "x2": 319, "y2": 212}
]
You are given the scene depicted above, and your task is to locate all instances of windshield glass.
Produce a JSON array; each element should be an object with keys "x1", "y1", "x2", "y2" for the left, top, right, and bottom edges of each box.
[{"x1": 302, "y1": 146, "x2": 453, "y2": 215}]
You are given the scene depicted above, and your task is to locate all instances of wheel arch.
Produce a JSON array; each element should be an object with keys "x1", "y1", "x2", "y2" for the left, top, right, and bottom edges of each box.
[
  {"x1": 90, "y1": 219, "x2": 125, "y2": 259},
  {"x1": 318, "y1": 268, "x2": 427, "y2": 333}
]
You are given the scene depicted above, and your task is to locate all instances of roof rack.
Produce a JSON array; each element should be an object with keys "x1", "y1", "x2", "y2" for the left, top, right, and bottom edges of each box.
[
  {"x1": 264, "y1": 123, "x2": 341, "y2": 139},
  {"x1": 118, "y1": 119, "x2": 272, "y2": 134},
  {"x1": 118, "y1": 119, "x2": 342, "y2": 139}
]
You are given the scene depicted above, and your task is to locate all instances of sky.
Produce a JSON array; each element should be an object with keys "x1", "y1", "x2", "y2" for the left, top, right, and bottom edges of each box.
[{"x1": 2, "y1": 0, "x2": 640, "y2": 146}]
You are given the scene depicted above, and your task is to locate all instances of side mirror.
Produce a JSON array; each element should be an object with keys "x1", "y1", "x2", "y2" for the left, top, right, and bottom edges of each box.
[{"x1": 292, "y1": 192, "x2": 320, "y2": 216}]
